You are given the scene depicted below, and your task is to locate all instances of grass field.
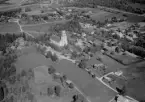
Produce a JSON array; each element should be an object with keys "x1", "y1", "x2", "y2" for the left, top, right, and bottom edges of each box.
[
  {"x1": 90, "y1": 10, "x2": 124, "y2": 22},
  {"x1": 126, "y1": 14, "x2": 145, "y2": 23},
  {"x1": 8, "y1": 0, "x2": 23, "y2": 5},
  {"x1": 92, "y1": 52, "x2": 125, "y2": 72},
  {"x1": 105, "y1": 53, "x2": 143, "y2": 65},
  {"x1": 22, "y1": 20, "x2": 69, "y2": 36},
  {"x1": 53, "y1": 60, "x2": 116, "y2": 102},
  {"x1": 0, "y1": 22, "x2": 20, "y2": 33},
  {"x1": 16, "y1": 52, "x2": 53, "y2": 73},
  {"x1": 22, "y1": 23, "x2": 52, "y2": 32}
]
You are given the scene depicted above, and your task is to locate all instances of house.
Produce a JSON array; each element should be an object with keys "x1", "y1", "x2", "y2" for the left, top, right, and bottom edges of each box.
[
  {"x1": 116, "y1": 95, "x2": 138, "y2": 102},
  {"x1": 114, "y1": 71, "x2": 123, "y2": 76},
  {"x1": 104, "y1": 76, "x2": 112, "y2": 82},
  {"x1": 66, "y1": 80, "x2": 72, "y2": 85},
  {"x1": 126, "y1": 36, "x2": 134, "y2": 42},
  {"x1": 113, "y1": 31, "x2": 124, "y2": 38}
]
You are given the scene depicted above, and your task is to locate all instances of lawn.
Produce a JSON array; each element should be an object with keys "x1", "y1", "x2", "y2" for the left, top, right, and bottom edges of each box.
[
  {"x1": 0, "y1": 22, "x2": 20, "y2": 33},
  {"x1": 53, "y1": 59, "x2": 116, "y2": 102}
]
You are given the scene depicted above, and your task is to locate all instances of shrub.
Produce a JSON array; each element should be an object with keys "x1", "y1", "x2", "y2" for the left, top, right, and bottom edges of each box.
[
  {"x1": 46, "y1": 51, "x2": 52, "y2": 58},
  {"x1": 78, "y1": 59, "x2": 87, "y2": 69},
  {"x1": 48, "y1": 66, "x2": 56, "y2": 74},
  {"x1": 68, "y1": 83, "x2": 74, "y2": 89},
  {"x1": 54, "y1": 85, "x2": 61, "y2": 97},
  {"x1": 72, "y1": 94, "x2": 85, "y2": 102},
  {"x1": 47, "y1": 87, "x2": 54, "y2": 96},
  {"x1": 50, "y1": 54, "x2": 58, "y2": 62}
]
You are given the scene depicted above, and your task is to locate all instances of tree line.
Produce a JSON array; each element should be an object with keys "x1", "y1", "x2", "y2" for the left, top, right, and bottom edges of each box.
[
  {"x1": 0, "y1": 33, "x2": 26, "y2": 53},
  {"x1": 69, "y1": 0, "x2": 145, "y2": 14}
]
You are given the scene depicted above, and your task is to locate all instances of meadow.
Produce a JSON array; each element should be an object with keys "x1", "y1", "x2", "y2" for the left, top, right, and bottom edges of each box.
[
  {"x1": 90, "y1": 10, "x2": 124, "y2": 22},
  {"x1": 105, "y1": 53, "x2": 143, "y2": 65},
  {"x1": 16, "y1": 47, "x2": 116, "y2": 102},
  {"x1": 0, "y1": 22, "x2": 20, "y2": 33},
  {"x1": 54, "y1": 60, "x2": 116, "y2": 102}
]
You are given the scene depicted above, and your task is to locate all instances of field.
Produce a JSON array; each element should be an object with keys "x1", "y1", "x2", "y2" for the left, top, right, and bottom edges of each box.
[
  {"x1": 105, "y1": 70, "x2": 145, "y2": 101},
  {"x1": 126, "y1": 14, "x2": 145, "y2": 23},
  {"x1": 53, "y1": 60, "x2": 116, "y2": 102},
  {"x1": 15, "y1": 47, "x2": 117, "y2": 102},
  {"x1": 90, "y1": 9, "x2": 124, "y2": 22},
  {"x1": 7, "y1": 0, "x2": 23, "y2": 5},
  {"x1": 92, "y1": 52, "x2": 125, "y2": 72},
  {"x1": 105, "y1": 53, "x2": 143, "y2": 65},
  {"x1": 22, "y1": 19, "x2": 69, "y2": 36},
  {"x1": 0, "y1": 22, "x2": 20, "y2": 33},
  {"x1": 22, "y1": 23, "x2": 52, "y2": 33}
]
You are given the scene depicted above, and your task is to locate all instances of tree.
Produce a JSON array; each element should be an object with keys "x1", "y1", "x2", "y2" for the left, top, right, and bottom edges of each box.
[
  {"x1": 25, "y1": 7, "x2": 31, "y2": 12},
  {"x1": 115, "y1": 47, "x2": 120, "y2": 53},
  {"x1": 48, "y1": 66, "x2": 56, "y2": 74},
  {"x1": 116, "y1": 86, "x2": 126, "y2": 96},
  {"x1": 72, "y1": 94, "x2": 84, "y2": 102},
  {"x1": 50, "y1": 54, "x2": 58, "y2": 62},
  {"x1": 62, "y1": 75, "x2": 67, "y2": 81},
  {"x1": 47, "y1": 87, "x2": 54, "y2": 96},
  {"x1": 78, "y1": 59, "x2": 87, "y2": 69},
  {"x1": 0, "y1": 87, "x2": 4, "y2": 101},
  {"x1": 46, "y1": 51, "x2": 52, "y2": 58},
  {"x1": 71, "y1": 51, "x2": 78, "y2": 58},
  {"x1": 54, "y1": 85, "x2": 61, "y2": 97},
  {"x1": 68, "y1": 83, "x2": 74, "y2": 89}
]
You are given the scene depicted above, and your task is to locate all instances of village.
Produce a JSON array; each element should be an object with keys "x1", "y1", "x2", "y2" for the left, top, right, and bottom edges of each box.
[{"x1": 0, "y1": 0, "x2": 145, "y2": 102}]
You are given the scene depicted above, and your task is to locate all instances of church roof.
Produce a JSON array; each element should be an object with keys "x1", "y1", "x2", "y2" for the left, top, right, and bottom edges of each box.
[{"x1": 50, "y1": 35, "x2": 60, "y2": 42}]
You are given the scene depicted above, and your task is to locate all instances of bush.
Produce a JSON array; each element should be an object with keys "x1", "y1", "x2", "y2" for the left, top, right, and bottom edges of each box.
[
  {"x1": 47, "y1": 87, "x2": 54, "y2": 96},
  {"x1": 78, "y1": 59, "x2": 87, "y2": 69},
  {"x1": 51, "y1": 54, "x2": 58, "y2": 62},
  {"x1": 72, "y1": 94, "x2": 85, "y2": 102},
  {"x1": 68, "y1": 83, "x2": 74, "y2": 89},
  {"x1": 46, "y1": 51, "x2": 52, "y2": 58},
  {"x1": 54, "y1": 85, "x2": 61, "y2": 97},
  {"x1": 48, "y1": 66, "x2": 56, "y2": 74}
]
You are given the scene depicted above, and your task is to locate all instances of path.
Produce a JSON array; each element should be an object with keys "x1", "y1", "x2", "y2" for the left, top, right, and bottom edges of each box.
[{"x1": 8, "y1": 19, "x2": 34, "y2": 38}]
